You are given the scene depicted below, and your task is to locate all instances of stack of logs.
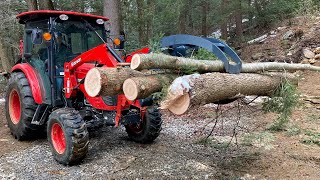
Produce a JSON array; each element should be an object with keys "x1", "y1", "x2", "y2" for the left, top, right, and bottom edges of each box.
[{"x1": 84, "y1": 53, "x2": 320, "y2": 115}]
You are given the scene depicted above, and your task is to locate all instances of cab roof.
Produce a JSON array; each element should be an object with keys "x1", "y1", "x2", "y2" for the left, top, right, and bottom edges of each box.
[{"x1": 17, "y1": 10, "x2": 109, "y2": 24}]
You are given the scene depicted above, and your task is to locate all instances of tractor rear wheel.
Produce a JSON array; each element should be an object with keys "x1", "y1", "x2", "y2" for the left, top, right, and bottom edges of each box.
[
  {"x1": 125, "y1": 107, "x2": 162, "y2": 144},
  {"x1": 47, "y1": 108, "x2": 89, "y2": 165},
  {"x1": 5, "y1": 72, "x2": 40, "y2": 140}
]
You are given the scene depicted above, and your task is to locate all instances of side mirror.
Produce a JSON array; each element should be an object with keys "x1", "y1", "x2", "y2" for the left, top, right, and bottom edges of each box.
[
  {"x1": 31, "y1": 28, "x2": 43, "y2": 44},
  {"x1": 105, "y1": 22, "x2": 111, "y2": 35}
]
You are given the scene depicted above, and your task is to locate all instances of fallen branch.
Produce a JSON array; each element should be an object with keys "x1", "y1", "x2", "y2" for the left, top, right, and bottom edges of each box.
[{"x1": 131, "y1": 53, "x2": 320, "y2": 73}]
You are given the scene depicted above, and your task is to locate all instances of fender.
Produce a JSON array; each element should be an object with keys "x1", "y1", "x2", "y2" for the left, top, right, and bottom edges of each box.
[{"x1": 11, "y1": 63, "x2": 43, "y2": 104}]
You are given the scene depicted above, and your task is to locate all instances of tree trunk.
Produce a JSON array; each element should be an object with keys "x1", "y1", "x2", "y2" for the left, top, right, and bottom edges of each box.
[
  {"x1": 26, "y1": 0, "x2": 38, "y2": 11},
  {"x1": 201, "y1": 1, "x2": 208, "y2": 36},
  {"x1": 104, "y1": 0, "x2": 121, "y2": 40},
  {"x1": 161, "y1": 73, "x2": 298, "y2": 115},
  {"x1": 123, "y1": 74, "x2": 177, "y2": 101},
  {"x1": 136, "y1": 0, "x2": 145, "y2": 44},
  {"x1": 84, "y1": 67, "x2": 144, "y2": 97},
  {"x1": 0, "y1": 42, "x2": 13, "y2": 72},
  {"x1": 146, "y1": 0, "x2": 155, "y2": 40},
  {"x1": 131, "y1": 53, "x2": 320, "y2": 73},
  {"x1": 235, "y1": 0, "x2": 243, "y2": 42},
  {"x1": 178, "y1": 1, "x2": 187, "y2": 34},
  {"x1": 187, "y1": 0, "x2": 194, "y2": 34},
  {"x1": 38, "y1": 0, "x2": 54, "y2": 10},
  {"x1": 220, "y1": 0, "x2": 229, "y2": 40}
]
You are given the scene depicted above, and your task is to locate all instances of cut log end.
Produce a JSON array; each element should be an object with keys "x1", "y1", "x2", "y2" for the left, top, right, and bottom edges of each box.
[
  {"x1": 123, "y1": 78, "x2": 139, "y2": 101},
  {"x1": 131, "y1": 54, "x2": 141, "y2": 70},
  {"x1": 84, "y1": 68, "x2": 103, "y2": 97},
  {"x1": 167, "y1": 94, "x2": 190, "y2": 115}
]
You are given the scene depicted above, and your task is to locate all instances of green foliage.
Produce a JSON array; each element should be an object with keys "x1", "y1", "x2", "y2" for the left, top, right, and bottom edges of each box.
[
  {"x1": 285, "y1": 124, "x2": 302, "y2": 137},
  {"x1": 242, "y1": 132, "x2": 275, "y2": 150},
  {"x1": 0, "y1": 0, "x2": 27, "y2": 70},
  {"x1": 191, "y1": 48, "x2": 218, "y2": 60},
  {"x1": 152, "y1": 74, "x2": 174, "y2": 103},
  {"x1": 152, "y1": 89, "x2": 167, "y2": 104},
  {"x1": 2, "y1": 0, "x2": 319, "y2": 71},
  {"x1": 147, "y1": 33, "x2": 165, "y2": 53},
  {"x1": 178, "y1": 64, "x2": 199, "y2": 75},
  {"x1": 197, "y1": 137, "x2": 230, "y2": 150},
  {"x1": 297, "y1": 0, "x2": 320, "y2": 15},
  {"x1": 263, "y1": 79, "x2": 299, "y2": 131},
  {"x1": 252, "y1": 0, "x2": 301, "y2": 28},
  {"x1": 301, "y1": 130, "x2": 320, "y2": 146}
]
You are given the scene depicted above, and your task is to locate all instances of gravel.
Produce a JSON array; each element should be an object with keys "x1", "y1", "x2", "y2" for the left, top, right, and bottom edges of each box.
[
  {"x1": 0, "y1": 120, "x2": 222, "y2": 179},
  {"x1": 0, "y1": 102, "x2": 266, "y2": 179}
]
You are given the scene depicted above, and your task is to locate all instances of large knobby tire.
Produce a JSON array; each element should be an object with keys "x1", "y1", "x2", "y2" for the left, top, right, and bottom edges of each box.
[
  {"x1": 5, "y1": 72, "x2": 40, "y2": 140},
  {"x1": 125, "y1": 107, "x2": 162, "y2": 144},
  {"x1": 47, "y1": 108, "x2": 89, "y2": 165}
]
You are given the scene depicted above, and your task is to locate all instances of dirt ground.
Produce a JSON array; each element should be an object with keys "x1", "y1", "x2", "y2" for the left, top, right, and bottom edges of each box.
[{"x1": 0, "y1": 71, "x2": 319, "y2": 179}]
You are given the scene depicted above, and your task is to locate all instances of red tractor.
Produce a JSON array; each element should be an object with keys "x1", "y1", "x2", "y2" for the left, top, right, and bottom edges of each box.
[{"x1": 6, "y1": 10, "x2": 162, "y2": 165}]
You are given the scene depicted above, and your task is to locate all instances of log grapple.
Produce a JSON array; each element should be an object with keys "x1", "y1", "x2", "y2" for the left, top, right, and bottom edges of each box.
[{"x1": 161, "y1": 34, "x2": 242, "y2": 74}]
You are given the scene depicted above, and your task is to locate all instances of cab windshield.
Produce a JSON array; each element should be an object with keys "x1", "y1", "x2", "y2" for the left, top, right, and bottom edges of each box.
[{"x1": 53, "y1": 19, "x2": 106, "y2": 66}]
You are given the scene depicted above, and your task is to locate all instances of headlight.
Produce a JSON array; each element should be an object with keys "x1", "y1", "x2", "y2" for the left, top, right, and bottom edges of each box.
[
  {"x1": 96, "y1": 19, "x2": 104, "y2": 25},
  {"x1": 59, "y1": 14, "x2": 69, "y2": 21}
]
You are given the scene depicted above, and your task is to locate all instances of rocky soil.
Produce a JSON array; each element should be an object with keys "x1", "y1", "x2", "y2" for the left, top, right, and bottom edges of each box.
[{"x1": 242, "y1": 16, "x2": 320, "y2": 65}]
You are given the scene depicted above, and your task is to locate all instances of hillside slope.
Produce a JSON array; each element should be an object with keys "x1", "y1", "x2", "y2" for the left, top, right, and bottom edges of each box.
[{"x1": 241, "y1": 16, "x2": 320, "y2": 64}]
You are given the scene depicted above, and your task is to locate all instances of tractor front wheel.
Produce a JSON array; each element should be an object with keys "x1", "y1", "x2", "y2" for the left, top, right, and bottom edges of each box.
[
  {"x1": 5, "y1": 72, "x2": 40, "y2": 140},
  {"x1": 125, "y1": 107, "x2": 162, "y2": 144},
  {"x1": 47, "y1": 108, "x2": 89, "y2": 165}
]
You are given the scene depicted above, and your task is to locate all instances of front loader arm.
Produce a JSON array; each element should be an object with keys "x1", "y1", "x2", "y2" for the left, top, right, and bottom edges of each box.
[{"x1": 64, "y1": 44, "x2": 119, "y2": 98}]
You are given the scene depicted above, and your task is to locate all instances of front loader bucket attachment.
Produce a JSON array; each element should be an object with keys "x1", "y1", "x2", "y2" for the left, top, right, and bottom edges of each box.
[{"x1": 161, "y1": 34, "x2": 242, "y2": 74}]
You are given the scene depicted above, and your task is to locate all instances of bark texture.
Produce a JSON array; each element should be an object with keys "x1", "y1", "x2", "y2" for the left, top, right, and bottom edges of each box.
[
  {"x1": 235, "y1": 0, "x2": 243, "y2": 41},
  {"x1": 123, "y1": 74, "x2": 177, "y2": 101},
  {"x1": 136, "y1": 0, "x2": 145, "y2": 44},
  {"x1": 104, "y1": 0, "x2": 121, "y2": 39},
  {"x1": 38, "y1": 0, "x2": 54, "y2": 10},
  {"x1": 161, "y1": 72, "x2": 298, "y2": 115},
  {"x1": 131, "y1": 53, "x2": 320, "y2": 73},
  {"x1": 0, "y1": 42, "x2": 13, "y2": 72},
  {"x1": 220, "y1": 0, "x2": 229, "y2": 40},
  {"x1": 84, "y1": 67, "x2": 144, "y2": 97},
  {"x1": 131, "y1": 53, "x2": 222, "y2": 72},
  {"x1": 26, "y1": 0, "x2": 38, "y2": 10}
]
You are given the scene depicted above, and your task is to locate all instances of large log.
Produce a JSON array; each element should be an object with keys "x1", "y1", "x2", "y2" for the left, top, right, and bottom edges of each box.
[
  {"x1": 84, "y1": 67, "x2": 144, "y2": 97},
  {"x1": 123, "y1": 74, "x2": 177, "y2": 101},
  {"x1": 131, "y1": 53, "x2": 223, "y2": 72},
  {"x1": 160, "y1": 72, "x2": 298, "y2": 115},
  {"x1": 131, "y1": 53, "x2": 320, "y2": 73}
]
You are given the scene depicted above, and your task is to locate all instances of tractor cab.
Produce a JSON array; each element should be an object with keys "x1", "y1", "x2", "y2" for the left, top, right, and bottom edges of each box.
[{"x1": 17, "y1": 11, "x2": 109, "y2": 105}]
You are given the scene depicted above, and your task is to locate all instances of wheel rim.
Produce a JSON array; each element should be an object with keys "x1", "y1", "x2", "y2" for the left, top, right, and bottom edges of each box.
[
  {"x1": 51, "y1": 123, "x2": 66, "y2": 154},
  {"x1": 9, "y1": 89, "x2": 21, "y2": 124},
  {"x1": 127, "y1": 117, "x2": 145, "y2": 134}
]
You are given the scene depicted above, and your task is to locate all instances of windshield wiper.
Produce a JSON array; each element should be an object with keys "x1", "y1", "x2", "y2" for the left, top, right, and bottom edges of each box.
[
  {"x1": 82, "y1": 19, "x2": 124, "y2": 63},
  {"x1": 82, "y1": 19, "x2": 106, "y2": 44}
]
